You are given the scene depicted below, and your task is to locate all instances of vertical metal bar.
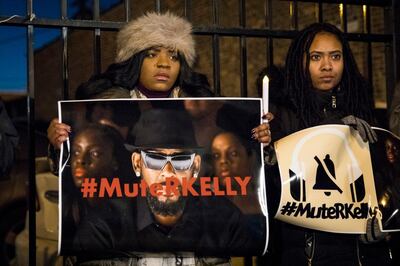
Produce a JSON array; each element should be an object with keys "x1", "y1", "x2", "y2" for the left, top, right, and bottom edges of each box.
[
  {"x1": 384, "y1": 5, "x2": 394, "y2": 106},
  {"x1": 292, "y1": 0, "x2": 298, "y2": 30},
  {"x1": 239, "y1": 0, "x2": 247, "y2": 97},
  {"x1": 318, "y1": 0, "x2": 323, "y2": 23},
  {"x1": 289, "y1": 2, "x2": 294, "y2": 30},
  {"x1": 125, "y1": 0, "x2": 131, "y2": 22},
  {"x1": 61, "y1": 0, "x2": 69, "y2": 99},
  {"x1": 362, "y1": 5, "x2": 368, "y2": 33},
  {"x1": 212, "y1": 0, "x2": 221, "y2": 95},
  {"x1": 93, "y1": 0, "x2": 101, "y2": 74},
  {"x1": 61, "y1": 0, "x2": 67, "y2": 20},
  {"x1": 62, "y1": 29, "x2": 69, "y2": 99},
  {"x1": 184, "y1": 0, "x2": 192, "y2": 21},
  {"x1": 342, "y1": 3, "x2": 348, "y2": 33},
  {"x1": 365, "y1": 5, "x2": 374, "y2": 99},
  {"x1": 239, "y1": 0, "x2": 246, "y2": 30},
  {"x1": 155, "y1": 0, "x2": 161, "y2": 12},
  {"x1": 314, "y1": 3, "x2": 318, "y2": 22},
  {"x1": 387, "y1": 0, "x2": 400, "y2": 105},
  {"x1": 93, "y1": 0, "x2": 100, "y2": 22},
  {"x1": 393, "y1": 0, "x2": 400, "y2": 84},
  {"x1": 27, "y1": 0, "x2": 36, "y2": 264},
  {"x1": 266, "y1": 0, "x2": 273, "y2": 67},
  {"x1": 268, "y1": 38, "x2": 274, "y2": 68}
]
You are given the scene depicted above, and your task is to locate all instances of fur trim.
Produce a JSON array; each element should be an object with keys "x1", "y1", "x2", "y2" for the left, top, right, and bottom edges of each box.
[{"x1": 116, "y1": 12, "x2": 196, "y2": 67}]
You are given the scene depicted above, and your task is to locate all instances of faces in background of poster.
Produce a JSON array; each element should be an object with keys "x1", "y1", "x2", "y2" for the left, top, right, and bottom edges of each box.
[
  {"x1": 211, "y1": 132, "x2": 253, "y2": 187},
  {"x1": 385, "y1": 136, "x2": 399, "y2": 165},
  {"x1": 70, "y1": 124, "x2": 131, "y2": 188},
  {"x1": 211, "y1": 131, "x2": 262, "y2": 215},
  {"x1": 371, "y1": 130, "x2": 400, "y2": 231}
]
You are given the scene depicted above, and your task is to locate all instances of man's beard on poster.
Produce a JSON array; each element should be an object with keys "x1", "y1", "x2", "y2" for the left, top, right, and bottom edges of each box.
[{"x1": 146, "y1": 183, "x2": 187, "y2": 216}]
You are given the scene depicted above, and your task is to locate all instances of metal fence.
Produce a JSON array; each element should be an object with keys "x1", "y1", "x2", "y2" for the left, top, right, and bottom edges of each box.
[{"x1": 1, "y1": 0, "x2": 399, "y2": 264}]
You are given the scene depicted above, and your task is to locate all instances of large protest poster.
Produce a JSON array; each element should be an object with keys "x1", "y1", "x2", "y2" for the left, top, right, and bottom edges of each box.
[
  {"x1": 274, "y1": 124, "x2": 400, "y2": 233},
  {"x1": 57, "y1": 98, "x2": 268, "y2": 256}
]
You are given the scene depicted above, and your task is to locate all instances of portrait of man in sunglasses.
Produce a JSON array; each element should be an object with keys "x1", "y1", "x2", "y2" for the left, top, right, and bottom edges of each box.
[
  {"x1": 132, "y1": 150, "x2": 200, "y2": 224},
  {"x1": 129, "y1": 108, "x2": 263, "y2": 255}
]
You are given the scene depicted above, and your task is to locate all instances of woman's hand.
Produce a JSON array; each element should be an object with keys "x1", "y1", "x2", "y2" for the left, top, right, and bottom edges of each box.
[
  {"x1": 359, "y1": 208, "x2": 388, "y2": 244},
  {"x1": 341, "y1": 115, "x2": 378, "y2": 143},
  {"x1": 252, "y1": 112, "x2": 274, "y2": 145},
  {"x1": 47, "y1": 118, "x2": 71, "y2": 149}
]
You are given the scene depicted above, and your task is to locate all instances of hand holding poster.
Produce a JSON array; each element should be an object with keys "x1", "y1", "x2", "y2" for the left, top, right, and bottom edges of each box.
[
  {"x1": 58, "y1": 98, "x2": 268, "y2": 256},
  {"x1": 274, "y1": 124, "x2": 400, "y2": 233}
]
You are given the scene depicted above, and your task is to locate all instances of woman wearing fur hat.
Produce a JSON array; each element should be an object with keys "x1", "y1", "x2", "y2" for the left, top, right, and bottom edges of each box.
[
  {"x1": 48, "y1": 12, "x2": 234, "y2": 266},
  {"x1": 48, "y1": 11, "x2": 213, "y2": 151}
]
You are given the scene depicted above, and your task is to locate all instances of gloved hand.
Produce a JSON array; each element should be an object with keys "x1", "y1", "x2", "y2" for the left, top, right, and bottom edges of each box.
[
  {"x1": 341, "y1": 115, "x2": 378, "y2": 143},
  {"x1": 359, "y1": 210, "x2": 388, "y2": 243}
]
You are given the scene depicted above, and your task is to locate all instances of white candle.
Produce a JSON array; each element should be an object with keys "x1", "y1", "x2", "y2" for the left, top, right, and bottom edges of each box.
[{"x1": 262, "y1": 75, "x2": 269, "y2": 117}]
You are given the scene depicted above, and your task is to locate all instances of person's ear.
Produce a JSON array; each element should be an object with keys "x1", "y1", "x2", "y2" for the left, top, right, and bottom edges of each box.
[
  {"x1": 131, "y1": 152, "x2": 141, "y2": 177},
  {"x1": 193, "y1": 154, "x2": 201, "y2": 178}
]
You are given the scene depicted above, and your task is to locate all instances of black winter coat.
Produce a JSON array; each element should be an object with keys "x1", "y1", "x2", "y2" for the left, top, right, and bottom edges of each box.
[{"x1": 0, "y1": 100, "x2": 18, "y2": 178}]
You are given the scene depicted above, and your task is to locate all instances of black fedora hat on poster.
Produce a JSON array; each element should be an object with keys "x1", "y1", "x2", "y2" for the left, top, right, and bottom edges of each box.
[{"x1": 126, "y1": 108, "x2": 201, "y2": 151}]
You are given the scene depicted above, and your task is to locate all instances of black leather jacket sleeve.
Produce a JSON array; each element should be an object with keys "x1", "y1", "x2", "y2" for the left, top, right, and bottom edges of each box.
[{"x1": 0, "y1": 100, "x2": 19, "y2": 178}]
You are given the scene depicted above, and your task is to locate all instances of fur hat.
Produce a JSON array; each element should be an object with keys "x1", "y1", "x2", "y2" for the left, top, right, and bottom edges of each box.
[{"x1": 116, "y1": 12, "x2": 196, "y2": 67}]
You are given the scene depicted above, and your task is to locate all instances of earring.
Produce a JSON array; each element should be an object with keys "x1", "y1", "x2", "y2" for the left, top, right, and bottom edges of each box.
[
  {"x1": 193, "y1": 172, "x2": 198, "y2": 178},
  {"x1": 135, "y1": 171, "x2": 141, "y2": 177}
]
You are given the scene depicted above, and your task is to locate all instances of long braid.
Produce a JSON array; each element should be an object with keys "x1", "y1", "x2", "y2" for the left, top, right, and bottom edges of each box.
[
  {"x1": 285, "y1": 26, "x2": 319, "y2": 126},
  {"x1": 340, "y1": 43, "x2": 375, "y2": 122},
  {"x1": 285, "y1": 23, "x2": 375, "y2": 128}
]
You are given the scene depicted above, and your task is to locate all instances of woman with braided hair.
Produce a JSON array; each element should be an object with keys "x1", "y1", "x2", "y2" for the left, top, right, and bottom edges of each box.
[
  {"x1": 284, "y1": 23, "x2": 374, "y2": 128},
  {"x1": 253, "y1": 22, "x2": 391, "y2": 265}
]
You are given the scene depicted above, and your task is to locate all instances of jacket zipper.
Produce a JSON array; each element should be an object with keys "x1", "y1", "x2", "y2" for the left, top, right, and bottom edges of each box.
[
  {"x1": 332, "y1": 86, "x2": 338, "y2": 109},
  {"x1": 332, "y1": 94, "x2": 337, "y2": 109},
  {"x1": 322, "y1": 91, "x2": 337, "y2": 118}
]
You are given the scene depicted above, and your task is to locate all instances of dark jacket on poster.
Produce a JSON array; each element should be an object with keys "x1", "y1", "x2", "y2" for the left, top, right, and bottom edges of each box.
[
  {"x1": 70, "y1": 197, "x2": 138, "y2": 260},
  {"x1": 135, "y1": 194, "x2": 264, "y2": 256},
  {"x1": 72, "y1": 191, "x2": 264, "y2": 258},
  {"x1": 267, "y1": 89, "x2": 392, "y2": 266}
]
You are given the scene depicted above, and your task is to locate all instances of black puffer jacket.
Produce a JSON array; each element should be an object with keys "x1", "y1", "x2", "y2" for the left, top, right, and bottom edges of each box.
[{"x1": 0, "y1": 100, "x2": 18, "y2": 178}]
